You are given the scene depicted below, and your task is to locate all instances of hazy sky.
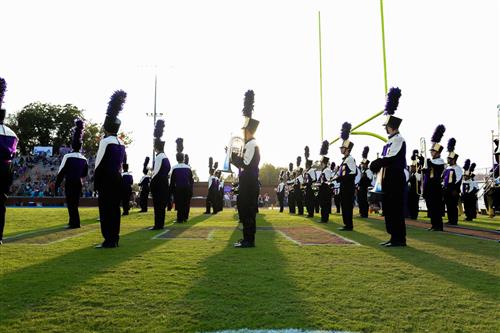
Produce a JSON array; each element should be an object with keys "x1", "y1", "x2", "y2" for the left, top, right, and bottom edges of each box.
[{"x1": 1, "y1": 0, "x2": 499, "y2": 180}]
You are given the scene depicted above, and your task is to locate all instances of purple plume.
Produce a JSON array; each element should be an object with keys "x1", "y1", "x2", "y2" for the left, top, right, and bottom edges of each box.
[
  {"x1": 362, "y1": 146, "x2": 369, "y2": 159},
  {"x1": 384, "y1": 87, "x2": 402, "y2": 115},
  {"x1": 0, "y1": 77, "x2": 6, "y2": 108},
  {"x1": 289, "y1": 163, "x2": 293, "y2": 172},
  {"x1": 431, "y1": 124, "x2": 446, "y2": 143},
  {"x1": 463, "y1": 159, "x2": 470, "y2": 171},
  {"x1": 296, "y1": 156, "x2": 301, "y2": 167},
  {"x1": 154, "y1": 119, "x2": 165, "y2": 139},
  {"x1": 176, "y1": 137, "x2": 184, "y2": 153},
  {"x1": 447, "y1": 138, "x2": 456, "y2": 152},
  {"x1": 304, "y1": 146, "x2": 310, "y2": 160},
  {"x1": 242, "y1": 90, "x2": 255, "y2": 118},
  {"x1": 320, "y1": 140, "x2": 329, "y2": 155},
  {"x1": 106, "y1": 90, "x2": 127, "y2": 118},
  {"x1": 341, "y1": 122, "x2": 351, "y2": 141},
  {"x1": 470, "y1": 163, "x2": 476, "y2": 173}
]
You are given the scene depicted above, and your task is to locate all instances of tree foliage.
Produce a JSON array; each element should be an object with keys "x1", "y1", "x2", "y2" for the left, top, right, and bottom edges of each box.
[
  {"x1": 6, "y1": 102, "x2": 133, "y2": 157},
  {"x1": 259, "y1": 163, "x2": 286, "y2": 186}
]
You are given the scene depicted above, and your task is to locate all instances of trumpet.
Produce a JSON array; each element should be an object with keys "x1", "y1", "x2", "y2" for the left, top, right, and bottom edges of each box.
[{"x1": 222, "y1": 135, "x2": 244, "y2": 173}]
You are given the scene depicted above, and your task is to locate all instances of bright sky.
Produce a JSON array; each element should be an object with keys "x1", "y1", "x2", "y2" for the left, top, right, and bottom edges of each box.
[{"x1": 2, "y1": 0, "x2": 499, "y2": 180}]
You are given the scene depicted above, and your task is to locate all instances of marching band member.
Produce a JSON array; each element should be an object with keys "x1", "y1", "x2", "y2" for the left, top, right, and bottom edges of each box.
[
  {"x1": 294, "y1": 156, "x2": 304, "y2": 216},
  {"x1": 121, "y1": 157, "x2": 133, "y2": 216},
  {"x1": 216, "y1": 169, "x2": 224, "y2": 213},
  {"x1": 184, "y1": 153, "x2": 193, "y2": 217},
  {"x1": 287, "y1": 163, "x2": 296, "y2": 214},
  {"x1": 138, "y1": 157, "x2": 151, "y2": 213},
  {"x1": 276, "y1": 171, "x2": 286, "y2": 213},
  {"x1": 149, "y1": 119, "x2": 171, "y2": 230},
  {"x1": 461, "y1": 160, "x2": 478, "y2": 221},
  {"x1": 485, "y1": 140, "x2": 500, "y2": 217},
  {"x1": 94, "y1": 90, "x2": 127, "y2": 248},
  {"x1": 331, "y1": 162, "x2": 341, "y2": 214},
  {"x1": 231, "y1": 90, "x2": 260, "y2": 248},
  {"x1": 422, "y1": 125, "x2": 446, "y2": 231},
  {"x1": 205, "y1": 157, "x2": 216, "y2": 214},
  {"x1": 370, "y1": 87, "x2": 407, "y2": 246},
  {"x1": 443, "y1": 138, "x2": 463, "y2": 225},
  {"x1": 337, "y1": 122, "x2": 356, "y2": 231},
  {"x1": 357, "y1": 146, "x2": 373, "y2": 218},
  {"x1": 407, "y1": 150, "x2": 421, "y2": 220},
  {"x1": 55, "y1": 119, "x2": 88, "y2": 228},
  {"x1": 304, "y1": 146, "x2": 316, "y2": 218},
  {"x1": 0, "y1": 78, "x2": 18, "y2": 245},
  {"x1": 170, "y1": 138, "x2": 194, "y2": 223},
  {"x1": 318, "y1": 140, "x2": 332, "y2": 223}
]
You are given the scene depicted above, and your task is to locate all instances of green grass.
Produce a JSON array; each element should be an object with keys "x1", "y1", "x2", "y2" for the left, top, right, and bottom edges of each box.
[
  {"x1": 414, "y1": 212, "x2": 500, "y2": 232},
  {"x1": 1, "y1": 208, "x2": 499, "y2": 332}
]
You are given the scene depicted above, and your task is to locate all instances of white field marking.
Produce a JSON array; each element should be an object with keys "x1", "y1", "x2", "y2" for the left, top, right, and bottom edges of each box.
[
  {"x1": 4, "y1": 225, "x2": 68, "y2": 241},
  {"x1": 151, "y1": 228, "x2": 212, "y2": 240}
]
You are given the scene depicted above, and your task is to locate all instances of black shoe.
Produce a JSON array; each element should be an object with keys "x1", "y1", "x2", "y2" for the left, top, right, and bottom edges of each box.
[
  {"x1": 338, "y1": 227, "x2": 353, "y2": 231},
  {"x1": 66, "y1": 225, "x2": 80, "y2": 229},
  {"x1": 148, "y1": 226, "x2": 164, "y2": 230},
  {"x1": 234, "y1": 241, "x2": 255, "y2": 248},
  {"x1": 379, "y1": 240, "x2": 391, "y2": 246},
  {"x1": 384, "y1": 242, "x2": 407, "y2": 247}
]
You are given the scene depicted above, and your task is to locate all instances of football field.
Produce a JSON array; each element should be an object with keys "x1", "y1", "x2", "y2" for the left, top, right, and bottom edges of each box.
[{"x1": 1, "y1": 208, "x2": 499, "y2": 332}]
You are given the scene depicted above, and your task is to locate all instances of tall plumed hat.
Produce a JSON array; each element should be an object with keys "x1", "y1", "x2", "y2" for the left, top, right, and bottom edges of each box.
[
  {"x1": 330, "y1": 162, "x2": 336, "y2": 170},
  {"x1": 410, "y1": 149, "x2": 419, "y2": 167},
  {"x1": 340, "y1": 122, "x2": 354, "y2": 150},
  {"x1": 241, "y1": 90, "x2": 259, "y2": 133},
  {"x1": 288, "y1": 162, "x2": 294, "y2": 172},
  {"x1": 153, "y1": 119, "x2": 165, "y2": 151},
  {"x1": 383, "y1": 87, "x2": 402, "y2": 129},
  {"x1": 430, "y1": 124, "x2": 446, "y2": 153},
  {"x1": 320, "y1": 140, "x2": 330, "y2": 164},
  {"x1": 209, "y1": 157, "x2": 214, "y2": 173},
  {"x1": 143, "y1": 156, "x2": 150, "y2": 175},
  {"x1": 296, "y1": 156, "x2": 302, "y2": 168},
  {"x1": 470, "y1": 162, "x2": 476, "y2": 178},
  {"x1": 361, "y1": 146, "x2": 370, "y2": 164},
  {"x1": 71, "y1": 119, "x2": 85, "y2": 151},
  {"x1": 279, "y1": 170, "x2": 285, "y2": 181},
  {"x1": 213, "y1": 161, "x2": 219, "y2": 172},
  {"x1": 103, "y1": 90, "x2": 127, "y2": 134},
  {"x1": 184, "y1": 154, "x2": 189, "y2": 165},
  {"x1": 304, "y1": 146, "x2": 312, "y2": 168},
  {"x1": 463, "y1": 159, "x2": 471, "y2": 176},
  {"x1": 494, "y1": 139, "x2": 500, "y2": 155},
  {"x1": 0, "y1": 77, "x2": 6, "y2": 123},
  {"x1": 175, "y1": 137, "x2": 184, "y2": 162},
  {"x1": 447, "y1": 138, "x2": 458, "y2": 160}
]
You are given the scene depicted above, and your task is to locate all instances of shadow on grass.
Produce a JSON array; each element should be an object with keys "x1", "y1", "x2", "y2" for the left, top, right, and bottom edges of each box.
[
  {"x1": 4, "y1": 216, "x2": 101, "y2": 243},
  {"x1": 167, "y1": 214, "x2": 310, "y2": 332},
  {"x1": 0, "y1": 211, "x2": 211, "y2": 323},
  {"x1": 352, "y1": 218, "x2": 499, "y2": 300}
]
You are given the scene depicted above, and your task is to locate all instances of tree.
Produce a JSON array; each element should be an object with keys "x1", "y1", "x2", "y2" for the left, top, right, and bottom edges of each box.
[
  {"x1": 6, "y1": 102, "x2": 83, "y2": 154},
  {"x1": 7, "y1": 102, "x2": 133, "y2": 157},
  {"x1": 259, "y1": 163, "x2": 286, "y2": 186}
]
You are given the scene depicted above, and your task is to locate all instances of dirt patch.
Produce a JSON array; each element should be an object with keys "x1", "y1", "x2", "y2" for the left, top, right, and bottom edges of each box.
[{"x1": 277, "y1": 226, "x2": 356, "y2": 245}]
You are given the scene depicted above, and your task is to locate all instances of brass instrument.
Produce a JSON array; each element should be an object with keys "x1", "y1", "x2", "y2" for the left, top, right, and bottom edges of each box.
[
  {"x1": 222, "y1": 135, "x2": 244, "y2": 173},
  {"x1": 418, "y1": 137, "x2": 427, "y2": 195}
]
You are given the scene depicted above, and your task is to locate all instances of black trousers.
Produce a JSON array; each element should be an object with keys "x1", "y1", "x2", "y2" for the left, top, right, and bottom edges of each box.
[
  {"x1": 65, "y1": 180, "x2": 82, "y2": 227},
  {"x1": 98, "y1": 183, "x2": 122, "y2": 246},
  {"x1": 151, "y1": 178, "x2": 169, "y2": 228},
  {"x1": 463, "y1": 194, "x2": 475, "y2": 220},
  {"x1": 278, "y1": 194, "x2": 284, "y2": 212},
  {"x1": 139, "y1": 188, "x2": 149, "y2": 212},
  {"x1": 340, "y1": 183, "x2": 354, "y2": 228},
  {"x1": 382, "y1": 174, "x2": 406, "y2": 244},
  {"x1": 288, "y1": 192, "x2": 296, "y2": 213},
  {"x1": 333, "y1": 194, "x2": 341, "y2": 213},
  {"x1": 295, "y1": 191, "x2": 304, "y2": 215},
  {"x1": 357, "y1": 187, "x2": 369, "y2": 217},
  {"x1": 319, "y1": 186, "x2": 330, "y2": 222},
  {"x1": 315, "y1": 195, "x2": 320, "y2": 213},
  {"x1": 239, "y1": 174, "x2": 259, "y2": 243},
  {"x1": 408, "y1": 191, "x2": 420, "y2": 219},
  {"x1": 444, "y1": 189, "x2": 459, "y2": 225},
  {"x1": 425, "y1": 186, "x2": 443, "y2": 230},
  {"x1": 305, "y1": 187, "x2": 315, "y2": 217},
  {"x1": 174, "y1": 187, "x2": 191, "y2": 222},
  {"x1": 1, "y1": 162, "x2": 13, "y2": 241},
  {"x1": 122, "y1": 187, "x2": 132, "y2": 214}
]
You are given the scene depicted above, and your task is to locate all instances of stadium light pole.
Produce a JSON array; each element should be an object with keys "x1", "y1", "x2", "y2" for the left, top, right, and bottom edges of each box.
[{"x1": 146, "y1": 74, "x2": 163, "y2": 164}]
